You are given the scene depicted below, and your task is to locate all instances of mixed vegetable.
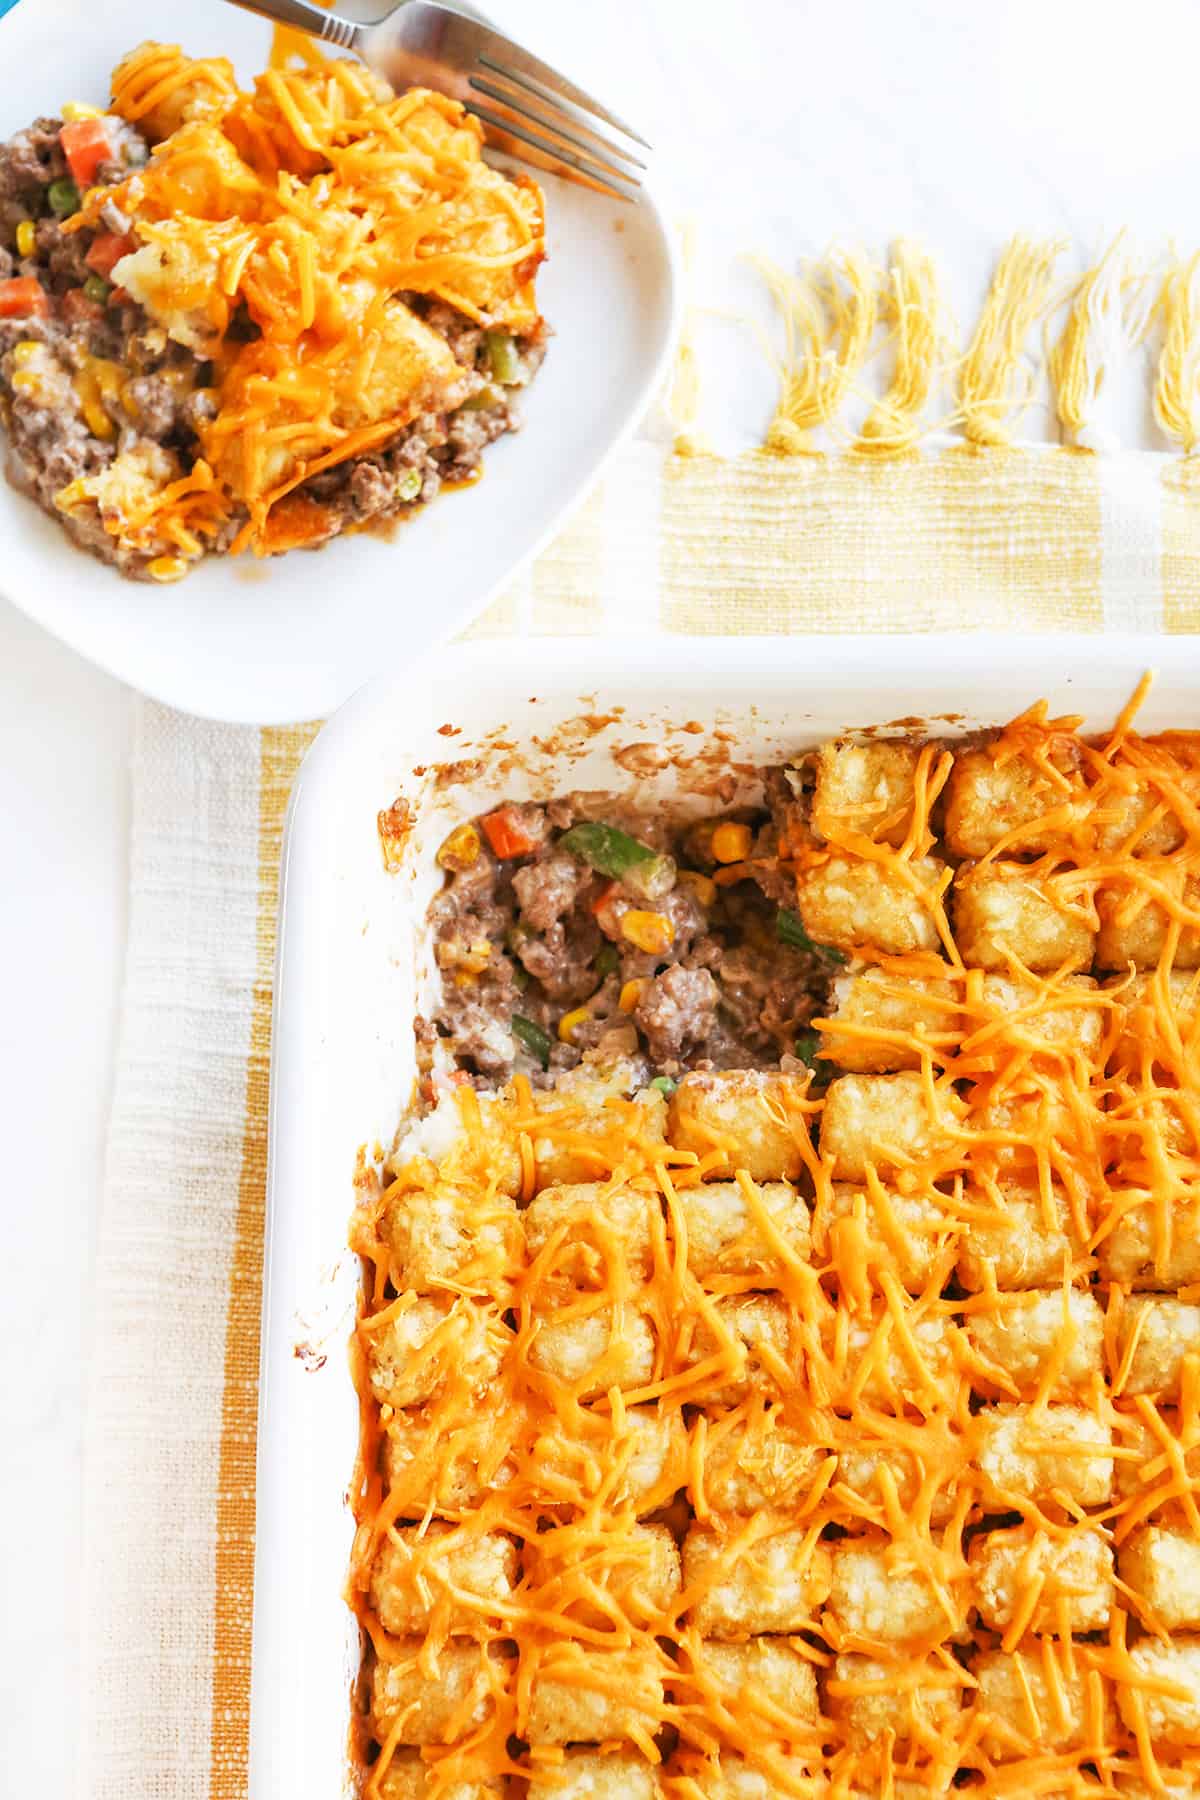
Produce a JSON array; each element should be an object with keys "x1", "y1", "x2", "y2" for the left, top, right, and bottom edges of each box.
[{"x1": 0, "y1": 105, "x2": 145, "y2": 324}]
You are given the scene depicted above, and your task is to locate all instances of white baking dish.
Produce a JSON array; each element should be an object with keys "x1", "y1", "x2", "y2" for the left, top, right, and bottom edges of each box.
[{"x1": 251, "y1": 631, "x2": 1200, "y2": 1796}]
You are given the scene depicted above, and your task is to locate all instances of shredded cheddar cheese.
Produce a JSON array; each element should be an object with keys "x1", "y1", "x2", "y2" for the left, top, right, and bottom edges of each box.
[{"x1": 349, "y1": 693, "x2": 1200, "y2": 1799}]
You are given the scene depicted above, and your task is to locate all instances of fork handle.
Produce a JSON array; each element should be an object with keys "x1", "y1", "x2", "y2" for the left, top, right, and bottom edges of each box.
[{"x1": 221, "y1": 0, "x2": 363, "y2": 52}]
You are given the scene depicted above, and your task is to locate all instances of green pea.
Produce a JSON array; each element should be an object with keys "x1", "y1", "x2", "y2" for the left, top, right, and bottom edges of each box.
[{"x1": 47, "y1": 178, "x2": 81, "y2": 218}]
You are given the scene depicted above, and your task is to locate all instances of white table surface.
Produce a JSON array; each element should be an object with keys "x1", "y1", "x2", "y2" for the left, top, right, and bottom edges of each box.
[{"x1": 7, "y1": 0, "x2": 1200, "y2": 1788}]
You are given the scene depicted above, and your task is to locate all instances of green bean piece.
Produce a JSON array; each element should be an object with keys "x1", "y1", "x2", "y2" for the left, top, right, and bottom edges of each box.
[
  {"x1": 794, "y1": 1029, "x2": 833, "y2": 1084},
  {"x1": 395, "y1": 468, "x2": 421, "y2": 502},
  {"x1": 776, "y1": 907, "x2": 848, "y2": 964},
  {"x1": 47, "y1": 178, "x2": 81, "y2": 218},
  {"x1": 484, "y1": 329, "x2": 522, "y2": 384},
  {"x1": 560, "y1": 821, "x2": 657, "y2": 879},
  {"x1": 82, "y1": 273, "x2": 111, "y2": 305},
  {"x1": 595, "y1": 944, "x2": 619, "y2": 978},
  {"x1": 511, "y1": 1013, "x2": 552, "y2": 1069},
  {"x1": 649, "y1": 1074, "x2": 678, "y2": 1095}
]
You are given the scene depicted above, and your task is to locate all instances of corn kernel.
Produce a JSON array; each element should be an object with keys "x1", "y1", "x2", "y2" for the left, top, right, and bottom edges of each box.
[
  {"x1": 558, "y1": 1006, "x2": 590, "y2": 1044},
  {"x1": 619, "y1": 978, "x2": 648, "y2": 1013},
  {"x1": 712, "y1": 821, "x2": 753, "y2": 864},
  {"x1": 12, "y1": 341, "x2": 41, "y2": 366},
  {"x1": 62, "y1": 101, "x2": 104, "y2": 121},
  {"x1": 10, "y1": 370, "x2": 39, "y2": 395},
  {"x1": 80, "y1": 395, "x2": 115, "y2": 439},
  {"x1": 677, "y1": 869, "x2": 717, "y2": 908},
  {"x1": 15, "y1": 220, "x2": 35, "y2": 258},
  {"x1": 54, "y1": 477, "x2": 90, "y2": 511},
  {"x1": 436, "y1": 822, "x2": 481, "y2": 871},
  {"x1": 620, "y1": 910, "x2": 675, "y2": 955},
  {"x1": 453, "y1": 970, "x2": 478, "y2": 989},
  {"x1": 146, "y1": 555, "x2": 188, "y2": 583}
]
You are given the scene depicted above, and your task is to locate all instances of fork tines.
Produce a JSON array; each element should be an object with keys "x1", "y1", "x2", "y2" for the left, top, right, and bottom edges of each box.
[{"x1": 461, "y1": 26, "x2": 650, "y2": 202}]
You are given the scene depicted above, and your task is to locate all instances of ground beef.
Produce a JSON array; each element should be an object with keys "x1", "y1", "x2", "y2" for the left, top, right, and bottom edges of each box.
[
  {"x1": 633, "y1": 964, "x2": 721, "y2": 1067},
  {"x1": 512, "y1": 852, "x2": 589, "y2": 932},
  {"x1": 120, "y1": 374, "x2": 180, "y2": 439}
]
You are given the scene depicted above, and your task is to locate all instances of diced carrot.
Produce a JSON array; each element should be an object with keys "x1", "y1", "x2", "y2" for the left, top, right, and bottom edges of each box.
[
  {"x1": 589, "y1": 880, "x2": 618, "y2": 916},
  {"x1": 0, "y1": 277, "x2": 48, "y2": 318},
  {"x1": 481, "y1": 806, "x2": 539, "y2": 859},
  {"x1": 85, "y1": 232, "x2": 134, "y2": 279},
  {"x1": 60, "y1": 117, "x2": 114, "y2": 187}
]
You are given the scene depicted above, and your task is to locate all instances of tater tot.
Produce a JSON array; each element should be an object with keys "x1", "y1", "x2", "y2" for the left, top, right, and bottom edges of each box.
[
  {"x1": 372, "y1": 1640, "x2": 513, "y2": 1744},
  {"x1": 375, "y1": 1754, "x2": 504, "y2": 1800},
  {"x1": 692, "y1": 1636, "x2": 819, "y2": 1724},
  {"x1": 965, "y1": 1288, "x2": 1105, "y2": 1398},
  {"x1": 1119, "y1": 1526, "x2": 1200, "y2": 1631},
  {"x1": 968, "y1": 971, "x2": 1104, "y2": 1059},
  {"x1": 819, "y1": 1071, "x2": 964, "y2": 1182},
  {"x1": 682, "y1": 1524, "x2": 832, "y2": 1637},
  {"x1": 796, "y1": 854, "x2": 945, "y2": 957},
  {"x1": 835, "y1": 1430, "x2": 967, "y2": 1527},
  {"x1": 675, "y1": 1178, "x2": 810, "y2": 1277},
  {"x1": 958, "y1": 1179, "x2": 1089, "y2": 1290},
  {"x1": 530, "y1": 1066, "x2": 668, "y2": 1189},
  {"x1": 825, "y1": 1533, "x2": 968, "y2": 1649},
  {"x1": 1094, "y1": 744, "x2": 1200, "y2": 854},
  {"x1": 369, "y1": 1523, "x2": 518, "y2": 1636},
  {"x1": 682, "y1": 1295, "x2": 794, "y2": 1407},
  {"x1": 1117, "y1": 1297, "x2": 1200, "y2": 1399},
  {"x1": 1108, "y1": 969, "x2": 1200, "y2": 1067},
  {"x1": 669, "y1": 1071, "x2": 810, "y2": 1182},
  {"x1": 526, "y1": 1405, "x2": 687, "y2": 1514},
  {"x1": 526, "y1": 1752, "x2": 663, "y2": 1798},
  {"x1": 1113, "y1": 1769, "x2": 1200, "y2": 1798},
  {"x1": 525, "y1": 1523, "x2": 681, "y2": 1628},
  {"x1": 812, "y1": 738, "x2": 923, "y2": 849},
  {"x1": 1098, "y1": 1196, "x2": 1200, "y2": 1288},
  {"x1": 975, "y1": 1403, "x2": 1114, "y2": 1507},
  {"x1": 823, "y1": 1650, "x2": 964, "y2": 1747},
  {"x1": 1113, "y1": 1406, "x2": 1200, "y2": 1514},
  {"x1": 365, "y1": 1297, "x2": 509, "y2": 1410},
  {"x1": 692, "y1": 1409, "x2": 831, "y2": 1514},
  {"x1": 969, "y1": 1523, "x2": 1113, "y2": 1635},
  {"x1": 829, "y1": 1305, "x2": 961, "y2": 1412},
  {"x1": 402, "y1": 1088, "x2": 523, "y2": 1198},
  {"x1": 814, "y1": 1179, "x2": 958, "y2": 1291},
  {"x1": 111, "y1": 44, "x2": 239, "y2": 143},
  {"x1": 528, "y1": 1303, "x2": 656, "y2": 1400},
  {"x1": 379, "y1": 1181, "x2": 520, "y2": 1292},
  {"x1": 382, "y1": 1410, "x2": 518, "y2": 1514},
  {"x1": 953, "y1": 862, "x2": 1095, "y2": 972},
  {"x1": 526, "y1": 1645, "x2": 665, "y2": 1746},
  {"x1": 1096, "y1": 870, "x2": 1200, "y2": 973},
  {"x1": 819, "y1": 965, "x2": 960, "y2": 1073},
  {"x1": 524, "y1": 1181, "x2": 660, "y2": 1283},
  {"x1": 1117, "y1": 1638, "x2": 1200, "y2": 1748},
  {"x1": 973, "y1": 1643, "x2": 1115, "y2": 1759},
  {"x1": 944, "y1": 741, "x2": 1087, "y2": 858},
  {"x1": 968, "y1": 1083, "x2": 1088, "y2": 1180},
  {"x1": 684, "y1": 1753, "x2": 818, "y2": 1799}
]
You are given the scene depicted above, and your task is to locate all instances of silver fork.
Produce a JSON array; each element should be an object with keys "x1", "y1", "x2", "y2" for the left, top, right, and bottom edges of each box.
[{"x1": 223, "y1": 0, "x2": 650, "y2": 202}]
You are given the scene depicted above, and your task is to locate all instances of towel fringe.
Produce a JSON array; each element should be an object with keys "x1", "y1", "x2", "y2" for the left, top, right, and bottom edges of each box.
[
  {"x1": 666, "y1": 227, "x2": 1200, "y2": 458},
  {"x1": 855, "y1": 239, "x2": 946, "y2": 457},
  {"x1": 1155, "y1": 249, "x2": 1200, "y2": 454}
]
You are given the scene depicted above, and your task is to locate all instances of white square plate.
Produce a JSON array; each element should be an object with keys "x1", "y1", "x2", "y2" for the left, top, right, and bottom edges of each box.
[
  {"x1": 0, "y1": 0, "x2": 678, "y2": 721},
  {"x1": 255, "y1": 630, "x2": 1200, "y2": 1795}
]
